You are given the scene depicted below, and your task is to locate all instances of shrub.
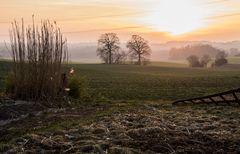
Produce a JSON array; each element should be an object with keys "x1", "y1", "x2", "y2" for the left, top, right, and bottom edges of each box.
[
  {"x1": 5, "y1": 73, "x2": 15, "y2": 95},
  {"x1": 214, "y1": 51, "x2": 228, "y2": 66},
  {"x1": 68, "y1": 75, "x2": 88, "y2": 99},
  {"x1": 9, "y1": 17, "x2": 68, "y2": 100},
  {"x1": 187, "y1": 54, "x2": 213, "y2": 68},
  {"x1": 187, "y1": 55, "x2": 202, "y2": 67},
  {"x1": 214, "y1": 58, "x2": 228, "y2": 66}
]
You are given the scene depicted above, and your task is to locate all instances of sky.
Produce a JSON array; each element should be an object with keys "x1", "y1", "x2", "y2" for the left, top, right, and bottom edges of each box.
[{"x1": 0, "y1": 0, "x2": 240, "y2": 43}]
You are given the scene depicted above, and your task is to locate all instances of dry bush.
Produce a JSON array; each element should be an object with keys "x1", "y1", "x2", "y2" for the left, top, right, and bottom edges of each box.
[{"x1": 9, "y1": 17, "x2": 68, "y2": 100}]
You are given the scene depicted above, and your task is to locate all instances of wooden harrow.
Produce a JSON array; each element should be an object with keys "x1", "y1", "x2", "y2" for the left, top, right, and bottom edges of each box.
[{"x1": 173, "y1": 88, "x2": 240, "y2": 106}]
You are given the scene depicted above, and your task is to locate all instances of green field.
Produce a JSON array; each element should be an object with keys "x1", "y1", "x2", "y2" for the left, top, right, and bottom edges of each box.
[
  {"x1": 72, "y1": 62, "x2": 240, "y2": 101},
  {"x1": 228, "y1": 56, "x2": 240, "y2": 64},
  {"x1": 1, "y1": 60, "x2": 240, "y2": 101}
]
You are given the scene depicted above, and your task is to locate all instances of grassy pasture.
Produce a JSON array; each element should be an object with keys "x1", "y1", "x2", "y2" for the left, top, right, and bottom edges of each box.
[
  {"x1": 228, "y1": 56, "x2": 240, "y2": 64},
  {"x1": 71, "y1": 62, "x2": 240, "y2": 101},
  {"x1": 1, "y1": 60, "x2": 240, "y2": 101}
]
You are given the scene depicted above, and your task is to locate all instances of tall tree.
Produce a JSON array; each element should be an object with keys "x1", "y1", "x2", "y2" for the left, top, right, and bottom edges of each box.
[
  {"x1": 126, "y1": 35, "x2": 151, "y2": 65},
  {"x1": 97, "y1": 33, "x2": 120, "y2": 64}
]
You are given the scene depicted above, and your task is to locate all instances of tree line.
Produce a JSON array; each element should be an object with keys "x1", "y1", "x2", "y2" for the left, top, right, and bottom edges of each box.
[
  {"x1": 96, "y1": 33, "x2": 151, "y2": 65},
  {"x1": 187, "y1": 51, "x2": 228, "y2": 68},
  {"x1": 169, "y1": 44, "x2": 223, "y2": 60}
]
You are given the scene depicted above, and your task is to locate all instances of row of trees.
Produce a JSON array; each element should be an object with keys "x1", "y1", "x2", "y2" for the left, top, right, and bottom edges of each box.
[
  {"x1": 187, "y1": 51, "x2": 228, "y2": 68},
  {"x1": 169, "y1": 44, "x2": 223, "y2": 60},
  {"x1": 96, "y1": 33, "x2": 151, "y2": 65},
  {"x1": 187, "y1": 55, "x2": 211, "y2": 67}
]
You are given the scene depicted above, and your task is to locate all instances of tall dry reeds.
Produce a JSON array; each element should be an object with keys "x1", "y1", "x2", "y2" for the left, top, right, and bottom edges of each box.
[{"x1": 9, "y1": 16, "x2": 68, "y2": 100}]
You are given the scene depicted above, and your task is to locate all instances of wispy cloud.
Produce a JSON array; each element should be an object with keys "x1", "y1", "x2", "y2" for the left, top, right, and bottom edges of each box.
[
  {"x1": 206, "y1": 0, "x2": 229, "y2": 5},
  {"x1": 63, "y1": 26, "x2": 144, "y2": 33},
  {"x1": 206, "y1": 12, "x2": 240, "y2": 20},
  {"x1": 1, "y1": 0, "x2": 240, "y2": 42}
]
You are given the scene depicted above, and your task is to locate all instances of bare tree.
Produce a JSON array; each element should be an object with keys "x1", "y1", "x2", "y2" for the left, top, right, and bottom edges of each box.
[
  {"x1": 113, "y1": 50, "x2": 127, "y2": 64},
  {"x1": 97, "y1": 33, "x2": 120, "y2": 64},
  {"x1": 126, "y1": 35, "x2": 151, "y2": 65}
]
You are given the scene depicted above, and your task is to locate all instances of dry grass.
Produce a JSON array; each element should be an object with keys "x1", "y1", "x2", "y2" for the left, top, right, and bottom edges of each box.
[
  {"x1": 0, "y1": 101, "x2": 239, "y2": 153},
  {"x1": 9, "y1": 16, "x2": 68, "y2": 100}
]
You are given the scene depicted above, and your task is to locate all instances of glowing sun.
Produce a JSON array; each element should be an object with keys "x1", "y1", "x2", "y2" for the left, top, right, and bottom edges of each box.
[{"x1": 138, "y1": 0, "x2": 211, "y2": 35}]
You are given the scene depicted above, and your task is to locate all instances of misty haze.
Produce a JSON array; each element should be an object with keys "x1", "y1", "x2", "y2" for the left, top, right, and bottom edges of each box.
[{"x1": 0, "y1": 0, "x2": 240, "y2": 153}]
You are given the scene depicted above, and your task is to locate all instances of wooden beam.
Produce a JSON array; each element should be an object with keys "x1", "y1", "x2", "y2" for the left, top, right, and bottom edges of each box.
[
  {"x1": 232, "y1": 92, "x2": 240, "y2": 105},
  {"x1": 209, "y1": 97, "x2": 218, "y2": 105}
]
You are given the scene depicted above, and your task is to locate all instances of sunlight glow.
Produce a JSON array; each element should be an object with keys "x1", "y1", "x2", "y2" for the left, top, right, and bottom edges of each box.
[
  {"x1": 0, "y1": 0, "x2": 239, "y2": 42},
  {"x1": 138, "y1": 0, "x2": 212, "y2": 35}
]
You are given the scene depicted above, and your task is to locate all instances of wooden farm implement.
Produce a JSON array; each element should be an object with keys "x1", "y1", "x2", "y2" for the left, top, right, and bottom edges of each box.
[{"x1": 173, "y1": 88, "x2": 240, "y2": 106}]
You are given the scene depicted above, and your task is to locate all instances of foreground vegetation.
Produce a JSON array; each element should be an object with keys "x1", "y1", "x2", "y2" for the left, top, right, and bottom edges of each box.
[
  {"x1": 8, "y1": 18, "x2": 68, "y2": 101},
  {"x1": 0, "y1": 100, "x2": 239, "y2": 153}
]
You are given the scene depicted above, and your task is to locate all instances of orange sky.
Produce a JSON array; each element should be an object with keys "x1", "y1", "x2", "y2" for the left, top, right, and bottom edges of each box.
[{"x1": 1, "y1": 0, "x2": 240, "y2": 43}]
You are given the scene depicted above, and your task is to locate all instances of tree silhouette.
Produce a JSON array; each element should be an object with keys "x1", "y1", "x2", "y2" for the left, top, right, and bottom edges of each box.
[
  {"x1": 214, "y1": 51, "x2": 228, "y2": 66},
  {"x1": 126, "y1": 35, "x2": 151, "y2": 65},
  {"x1": 200, "y1": 54, "x2": 212, "y2": 67},
  {"x1": 187, "y1": 55, "x2": 201, "y2": 67},
  {"x1": 97, "y1": 33, "x2": 120, "y2": 64}
]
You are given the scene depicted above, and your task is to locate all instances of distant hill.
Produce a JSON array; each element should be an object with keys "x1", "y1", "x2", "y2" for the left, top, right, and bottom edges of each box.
[
  {"x1": 155, "y1": 41, "x2": 240, "y2": 52},
  {"x1": 169, "y1": 44, "x2": 224, "y2": 60},
  {"x1": 152, "y1": 41, "x2": 240, "y2": 60}
]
